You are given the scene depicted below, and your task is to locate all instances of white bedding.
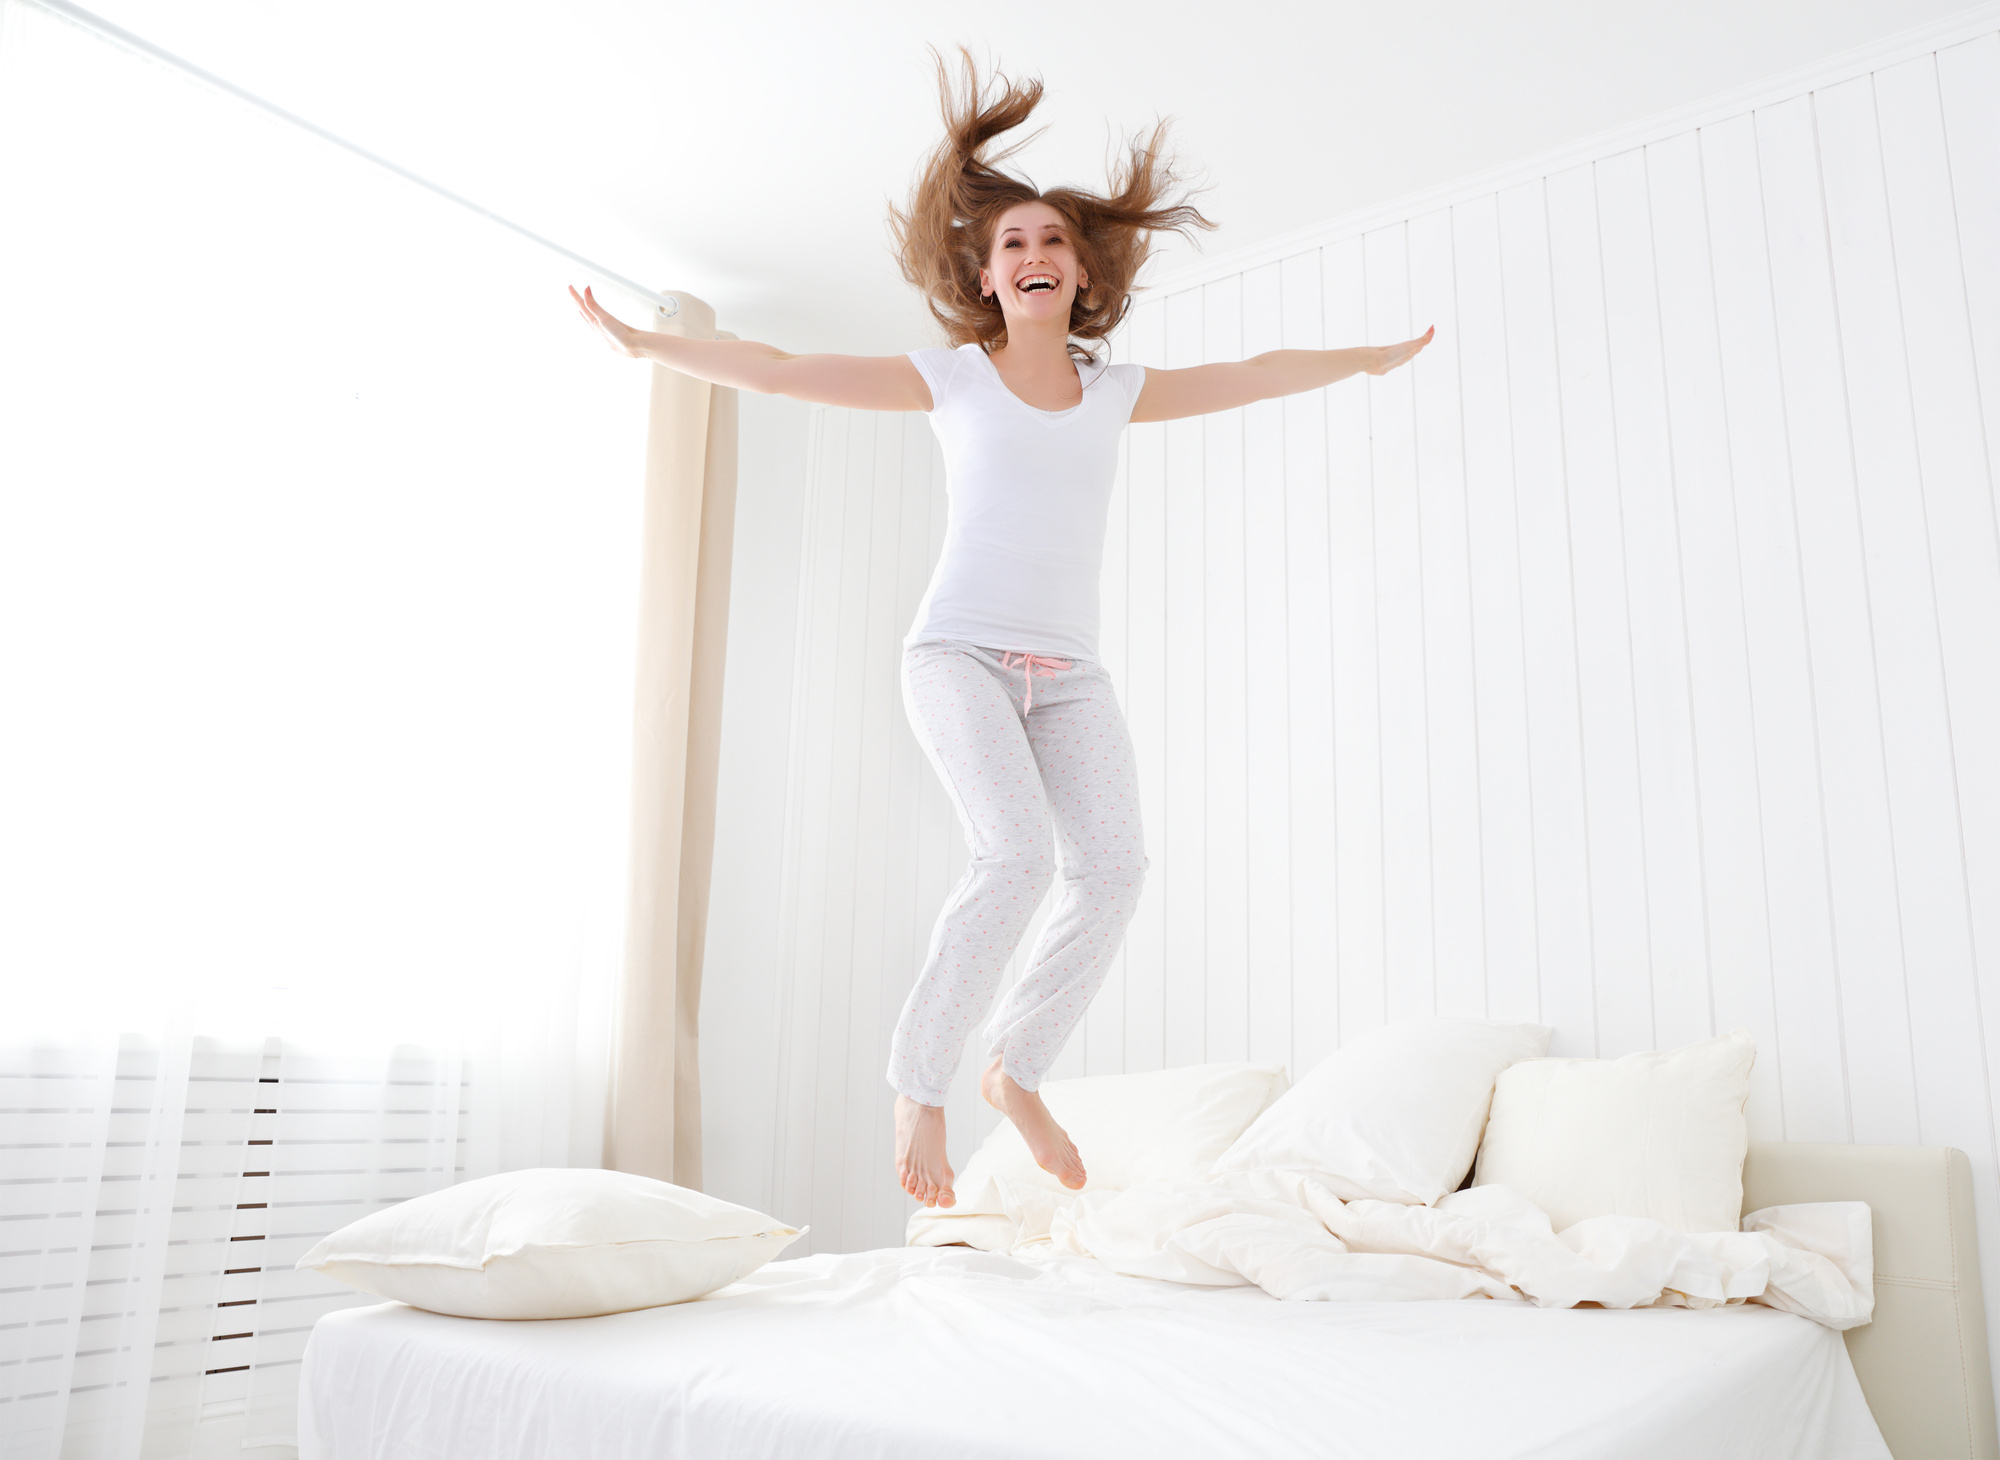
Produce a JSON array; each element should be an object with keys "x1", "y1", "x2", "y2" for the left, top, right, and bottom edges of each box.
[
  {"x1": 298, "y1": 1244, "x2": 1891, "y2": 1460},
  {"x1": 948, "y1": 1172, "x2": 1875, "y2": 1329}
]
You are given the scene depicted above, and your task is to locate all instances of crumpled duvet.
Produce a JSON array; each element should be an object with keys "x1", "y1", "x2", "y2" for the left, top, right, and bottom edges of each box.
[{"x1": 914, "y1": 1169, "x2": 1873, "y2": 1330}]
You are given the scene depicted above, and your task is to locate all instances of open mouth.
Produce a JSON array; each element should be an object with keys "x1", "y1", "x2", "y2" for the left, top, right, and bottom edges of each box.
[{"x1": 1017, "y1": 274, "x2": 1059, "y2": 294}]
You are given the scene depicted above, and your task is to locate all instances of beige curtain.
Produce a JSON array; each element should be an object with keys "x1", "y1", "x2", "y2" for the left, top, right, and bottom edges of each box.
[{"x1": 605, "y1": 291, "x2": 738, "y2": 1188}]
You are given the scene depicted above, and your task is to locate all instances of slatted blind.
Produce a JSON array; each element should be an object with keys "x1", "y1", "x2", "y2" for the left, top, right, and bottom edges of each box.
[
  {"x1": 2, "y1": 1035, "x2": 466, "y2": 1458},
  {"x1": 0, "y1": 6, "x2": 638, "y2": 1455}
]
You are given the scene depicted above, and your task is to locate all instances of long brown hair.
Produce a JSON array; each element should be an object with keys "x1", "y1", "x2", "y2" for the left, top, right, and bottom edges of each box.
[{"x1": 888, "y1": 46, "x2": 1217, "y2": 362}]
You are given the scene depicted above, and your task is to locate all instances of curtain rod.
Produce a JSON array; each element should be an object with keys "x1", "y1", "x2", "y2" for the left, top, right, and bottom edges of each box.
[{"x1": 16, "y1": 0, "x2": 681, "y2": 319}]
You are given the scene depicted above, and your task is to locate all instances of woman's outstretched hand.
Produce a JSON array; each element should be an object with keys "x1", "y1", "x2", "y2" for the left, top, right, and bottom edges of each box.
[
  {"x1": 570, "y1": 284, "x2": 645, "y2": 358},
  {"x1": 1368, "y1": 325, "x2": 1436, "y2": 375}
]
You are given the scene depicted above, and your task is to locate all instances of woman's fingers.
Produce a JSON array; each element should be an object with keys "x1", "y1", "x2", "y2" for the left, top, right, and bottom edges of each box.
[
  {"x1": 578, "y1": 288, "x2": 613, "y2": 329},
  {"x1": 1377, "y1": 326, "x2": 1436, "y2": 372},
  {"x1": 570, "y1": 284, "x2": 637, "y2": 354}
]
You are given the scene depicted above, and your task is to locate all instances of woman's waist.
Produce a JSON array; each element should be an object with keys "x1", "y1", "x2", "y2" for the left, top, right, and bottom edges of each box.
[{"x1": 934, "y1": 527, "x2": 1105, "y2": 569}]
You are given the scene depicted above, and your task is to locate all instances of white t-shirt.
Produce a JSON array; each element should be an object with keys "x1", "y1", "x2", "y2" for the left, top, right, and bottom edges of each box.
[{"x1": 902, "y1": 341, "x2": 1147, "y2": 664}]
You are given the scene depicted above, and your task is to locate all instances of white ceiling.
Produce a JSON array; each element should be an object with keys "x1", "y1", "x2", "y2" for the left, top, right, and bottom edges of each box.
[{"x1": 80, "y1": 0, "x2": 1983, "y2": 356}]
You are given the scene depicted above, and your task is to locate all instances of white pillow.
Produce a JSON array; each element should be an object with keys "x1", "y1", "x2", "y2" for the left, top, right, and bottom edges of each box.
[
  {"x1": 1472, "y1": 1027, "x2": 1755, "y2": 1234},
  {"x1": 297, "y1": 1167, "x2": 804, "y2": 1319},
  {"x1": 1210, "y1": 1016, "x2": 1554, "y2": 1205},
  {"x1": 908, "y1": 1061, "x2": 1290, "y2": 1244}
]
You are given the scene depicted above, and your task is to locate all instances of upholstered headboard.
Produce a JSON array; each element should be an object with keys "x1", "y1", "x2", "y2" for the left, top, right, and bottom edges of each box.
[{"x1": 1742, "y1": 1143, "x2": 1998, "y2": 1460}]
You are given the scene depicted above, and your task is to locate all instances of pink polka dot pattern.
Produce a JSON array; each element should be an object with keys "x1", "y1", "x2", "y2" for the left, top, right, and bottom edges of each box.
[{"x1": 886, "y1": 637, "x2": 1149, "y2": 1107}]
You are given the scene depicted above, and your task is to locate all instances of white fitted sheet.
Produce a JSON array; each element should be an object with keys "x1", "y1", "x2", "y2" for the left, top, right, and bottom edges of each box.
[{"x1": 298, "y1": 1245, "x2": 1891, "y2": 1460}]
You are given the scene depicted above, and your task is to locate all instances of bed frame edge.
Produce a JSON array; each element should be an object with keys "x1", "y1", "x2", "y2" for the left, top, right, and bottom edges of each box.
[{"x1": 1743, "y1": 1141, "x2": 1998, "y2": 1460}]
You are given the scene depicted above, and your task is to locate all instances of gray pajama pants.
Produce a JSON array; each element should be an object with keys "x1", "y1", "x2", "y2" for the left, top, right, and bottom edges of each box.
[{"x1": 886, "y1": 638, "x2": 1149, "y2": 1106}]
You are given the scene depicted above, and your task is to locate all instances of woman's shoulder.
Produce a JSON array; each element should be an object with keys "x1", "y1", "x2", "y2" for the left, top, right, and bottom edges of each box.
[
  {"x1": 906, "y1": 343, "x2": 980, "y2": 410},
  {"x1": 1080, "y1": 354, "x2": 1146, "y2": 409},
  {"x1": 907, "y1": 342, "x2": 982, "y2": 359},
  {"x1": 908, "y1": 342, "x2": 985, "y2": 362}
]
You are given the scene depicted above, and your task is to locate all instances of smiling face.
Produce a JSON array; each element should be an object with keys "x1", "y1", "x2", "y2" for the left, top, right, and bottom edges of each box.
[{"x1": 978, "y1": 199, "x2": 1089, "y2": 332}]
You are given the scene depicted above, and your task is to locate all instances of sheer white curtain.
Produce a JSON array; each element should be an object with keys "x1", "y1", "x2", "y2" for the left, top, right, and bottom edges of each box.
[{"x1": 0, "y1": 3, "x2": 652, "y2": 1455}]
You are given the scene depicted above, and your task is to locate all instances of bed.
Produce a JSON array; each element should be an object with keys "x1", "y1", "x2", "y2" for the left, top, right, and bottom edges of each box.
[{"x1": 297, "y1": 1142, "x2": 1997, "y2": 1460}]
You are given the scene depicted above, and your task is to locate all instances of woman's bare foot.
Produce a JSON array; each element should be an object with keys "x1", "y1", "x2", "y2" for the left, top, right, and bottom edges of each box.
[
  {"x1": 893, "y1": 1094, "x2": 955, "y2": 1208},
  {"x1": 981, "y1": 1056, "x2": 1086, "y2": 1190}
]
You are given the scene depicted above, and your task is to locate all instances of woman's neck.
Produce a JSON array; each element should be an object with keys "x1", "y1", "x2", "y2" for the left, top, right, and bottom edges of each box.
[
  {"x1": 984, "y1": 329, "x2": 1085, "y2": 411},
  {"x1": 987, "y1": 312, "x2": 1075, "y2": 375}
]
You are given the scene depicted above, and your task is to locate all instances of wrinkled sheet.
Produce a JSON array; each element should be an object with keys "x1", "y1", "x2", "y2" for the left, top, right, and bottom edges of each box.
[
  {"x1": 932, "y1": 1171, "x2": 1873, "y2": 1329},
  {"x1": 299, "y1": 1244, "x2": 1889, "y2": 1460}
]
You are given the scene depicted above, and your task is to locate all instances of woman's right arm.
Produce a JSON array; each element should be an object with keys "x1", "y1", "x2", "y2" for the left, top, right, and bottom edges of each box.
[{"x1": 571, "y1": 286, "x2": 932, "y2": 413}]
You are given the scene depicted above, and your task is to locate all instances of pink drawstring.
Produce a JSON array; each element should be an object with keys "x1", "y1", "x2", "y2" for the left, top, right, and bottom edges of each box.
[{"x1": 999, "y1": 650, "x2": 1073, "y2": 712}]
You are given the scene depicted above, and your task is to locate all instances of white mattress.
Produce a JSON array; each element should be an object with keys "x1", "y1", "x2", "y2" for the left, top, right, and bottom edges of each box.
[{"x1": 298, "y1": 1245, "x2": 1891, "y2": 1460}]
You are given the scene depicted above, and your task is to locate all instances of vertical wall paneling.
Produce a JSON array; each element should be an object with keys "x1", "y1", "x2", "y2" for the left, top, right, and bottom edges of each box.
[
  {"x1": 1498, "y1": 178, "x2": 1598, "y2": 1054},
  {"x1": 1647, "y1": 127, "x2": 1786, "y2": 1131},
  {"x1": 1598, "y1": 144, "x2": 1714, "y2": 1059},
  {"x1": 1452, "y1": 196, "x2": 1540, "y2": 1024},
  {"x1": 791, "y1": 411, "x2": 842, "y2": 1226},
  {"x1": 735, "y1": 38, "x2": 2000, "y2": 1376},
  {"x1": 1123, "y1": 300, "x2": 1169, "y2": 1073},
  {"x1": 1367, "y1": 224, "x2": 1437, "y2": 1026},
  {"x1": 1703, "y1": 111, "x2": 1849, "y2": 1142},
  {"x1": 808, "y1": 413, "x2": 869, "y2": 1231},
  {"x1": 1939, "y1": 35, "x2": 2000, "y2": 486},
  {"x1": 1320, "y1": 238, "x2": 1375, "y2": 1059},
  {"x1": 1240, "y1": 261, "x2": 1297, "y2": 1071},
  {"x1": 839, "y1": 415, "x2": 896, "y2": 1243},
  {"x1": 1760, "y1": 93, "x2": 1887, "y2": 1143},
  {"x1": 1548, "y1": 158, "x2": 1654, "y2": 1059},
  {"x1": 1408, "y1": 208, "x2": 1484, "y2": 1023},
  {"x1": 1798, "y1": 77, "x2": 1928, "y2": 1147},
  {"x1": 1874, "y1": 52, "x2": 2000, "y2": 1181},
  {"x1": 1928, "y1": 39, "x2": 2000, "y2": 1360},
  {"x1": 1163, "y1": 287, "x2": 1209, "y2": 1070},
  {"x1": 1935, "y1": 32, "x2": 2000, "y2": 1186},
  {"x1": 1202, "y1": 277, "x2": 1251, "y2": 1065},
  {"x1": 770, "y1": 409, "x2": 835, "y2": 1226},
  {"x1": 1285, "y1": 247, "x2": 1340, "y2": 1074},
  {"x1": 1088, "y1": 328, "x2": 1132, "y2": 1076}
]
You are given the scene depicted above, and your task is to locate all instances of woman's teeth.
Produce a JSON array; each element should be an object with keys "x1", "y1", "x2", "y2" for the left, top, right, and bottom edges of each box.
[{"x1": 1019, "y1": 275, "x2": 1058, "y2": 293}]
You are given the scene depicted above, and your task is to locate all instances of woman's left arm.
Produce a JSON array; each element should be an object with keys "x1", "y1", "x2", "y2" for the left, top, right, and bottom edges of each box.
[{"x1": 1129, "y1": 326, "x2": 1434, "y2": 423}]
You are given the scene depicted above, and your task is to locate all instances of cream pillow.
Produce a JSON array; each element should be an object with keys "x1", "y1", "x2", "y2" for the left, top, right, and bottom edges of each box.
[
  {"x1": 297, "y1": 1167, "x2": 805, "y2": 1319},
  {"x1": 908, "y1": 1061, "x2": 1290, "y2": 1244},
  {"x1": 1472, "y1": 1027, "x2": 1756, "y2": 1234},
  {"x1": 1209, "y1": 1016, "x2": 1554, "y2": 1205}
]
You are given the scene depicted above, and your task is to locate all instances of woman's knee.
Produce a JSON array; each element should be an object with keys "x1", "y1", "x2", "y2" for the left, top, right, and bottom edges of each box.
[
  {"x1": 970, "y1": 847, "x2": 1057, "y2": 898},
  {"x1": 1065, "y1": 852, "x2": 1147, "y2": 902}
]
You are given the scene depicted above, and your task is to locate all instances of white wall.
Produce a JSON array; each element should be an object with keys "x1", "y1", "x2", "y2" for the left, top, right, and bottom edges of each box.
[{"x1": 700, "y1": 29, "x2": 2000, "y2": 1384}]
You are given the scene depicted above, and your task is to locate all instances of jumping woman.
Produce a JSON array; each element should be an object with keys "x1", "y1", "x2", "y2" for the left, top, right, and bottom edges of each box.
[{"x1": 572, "y1": 48, "x2": 1431, "y2": 1213}]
